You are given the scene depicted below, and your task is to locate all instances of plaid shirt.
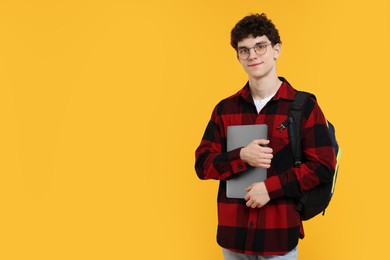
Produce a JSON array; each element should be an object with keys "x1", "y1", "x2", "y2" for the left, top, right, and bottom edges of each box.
[{"x1": 195, "y1": 77, "x2": 336, "y2": 256}]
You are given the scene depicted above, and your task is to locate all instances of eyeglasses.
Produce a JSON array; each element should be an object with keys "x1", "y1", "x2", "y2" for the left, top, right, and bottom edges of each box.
[{"x1": 237, "y1": 43, "x2": 272, "y2": 60}]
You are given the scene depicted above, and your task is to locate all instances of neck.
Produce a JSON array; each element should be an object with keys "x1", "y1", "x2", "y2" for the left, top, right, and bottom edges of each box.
[{"x1": 249, "y1": 75, "x2": 282, "y2": 100}]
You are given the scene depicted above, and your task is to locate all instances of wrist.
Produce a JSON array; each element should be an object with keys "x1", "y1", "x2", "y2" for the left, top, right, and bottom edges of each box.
[
  {"x1": 239, "y1": 147, "x2": 247, "y2": 162},
  {"x1": 264, "y1": 176, "x2": 283, "y2": 199}
]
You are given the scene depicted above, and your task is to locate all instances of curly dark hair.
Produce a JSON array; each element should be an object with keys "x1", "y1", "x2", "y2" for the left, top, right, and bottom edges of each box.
[{"x1": 230, "y1": 13, "x2": 281, "y2": 51}]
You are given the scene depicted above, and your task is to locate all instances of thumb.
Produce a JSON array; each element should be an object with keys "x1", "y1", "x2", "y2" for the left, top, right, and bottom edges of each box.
[
  {"x1": 245, "y1": 183, "x2": 254, "y2": 191},
  {"x1": 254, "y1": 139, "x2": 270, "y2": 146}
]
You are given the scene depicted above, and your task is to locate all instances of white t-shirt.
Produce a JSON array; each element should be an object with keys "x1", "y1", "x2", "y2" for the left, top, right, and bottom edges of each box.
[{"x1": 253, "y1": 91, "x2": 278, "y2": 113}]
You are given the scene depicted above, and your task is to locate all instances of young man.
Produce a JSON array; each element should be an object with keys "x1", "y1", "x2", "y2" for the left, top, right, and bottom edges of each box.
[{"x1": 195, "y1": 14, "x2": 336, "y2": 259}]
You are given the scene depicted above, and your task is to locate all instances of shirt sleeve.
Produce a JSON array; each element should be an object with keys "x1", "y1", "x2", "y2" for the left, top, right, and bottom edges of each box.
[
  {"x1": 264, "y1": 97, "x2": 337, "y2": 199},
  {"x1": 195, "y1": 104, "x2": 247, "y2": 180}
]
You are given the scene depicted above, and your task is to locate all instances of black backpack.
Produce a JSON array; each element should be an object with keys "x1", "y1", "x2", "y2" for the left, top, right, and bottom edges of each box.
[{"x1": 288, "y1": 91, "x2": 341, "y2": 221}]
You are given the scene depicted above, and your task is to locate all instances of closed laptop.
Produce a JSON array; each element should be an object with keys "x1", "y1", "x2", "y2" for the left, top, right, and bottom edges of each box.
[{"x1": 226, "y1": 124, "x2": 268, "y2": 199}]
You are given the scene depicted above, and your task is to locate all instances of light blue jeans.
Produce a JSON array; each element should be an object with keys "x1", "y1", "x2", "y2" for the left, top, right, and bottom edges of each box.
[{"x1": 222, "y1": 246, "x2": 298, "y2": 260}]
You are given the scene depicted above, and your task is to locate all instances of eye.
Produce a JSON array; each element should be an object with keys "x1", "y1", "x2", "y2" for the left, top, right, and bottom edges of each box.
[
  {"x1": 255, "y1": 44, "x2": 267, "y2": 51},
  {"x1": 238, "y1": 48, "x2": 249, "y2": 54}
]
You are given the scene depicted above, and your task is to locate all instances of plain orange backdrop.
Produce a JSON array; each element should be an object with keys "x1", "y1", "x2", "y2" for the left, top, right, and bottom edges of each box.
[{"x1": 0, "y1": 0, "x2": 389, "y2": 259}]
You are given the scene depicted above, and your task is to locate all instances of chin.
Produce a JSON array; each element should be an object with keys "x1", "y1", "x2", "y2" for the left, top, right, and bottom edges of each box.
[
  {"x1": 250, "y1": 73, "x2": 267, "y2": 79},
  {"x1": 249, "y1": 69, "x2": 273, "y2": 80}
]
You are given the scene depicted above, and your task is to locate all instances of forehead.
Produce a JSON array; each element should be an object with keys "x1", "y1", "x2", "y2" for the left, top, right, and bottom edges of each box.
[{"x1": 237, "y1": 35, "x2": 270, "y2": 48}]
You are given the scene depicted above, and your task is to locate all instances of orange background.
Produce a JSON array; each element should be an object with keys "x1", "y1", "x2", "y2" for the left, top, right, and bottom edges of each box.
[{"x1": 0, "y1": 0, "x2": 389, "y2": 259}]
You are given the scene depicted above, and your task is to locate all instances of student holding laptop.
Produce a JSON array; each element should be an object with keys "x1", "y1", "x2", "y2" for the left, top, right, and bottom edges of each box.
[{"x1": 195, "y1": 14, "x2": 336, "y2": 259}]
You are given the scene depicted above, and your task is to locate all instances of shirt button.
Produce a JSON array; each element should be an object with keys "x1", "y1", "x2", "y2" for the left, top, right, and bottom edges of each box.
[
  {"x1": 237, "y1": 164, "x2": 242, "y2": 170},
  {"x1": 249, "y1": 221, "x2": 254, "y2": 228}
]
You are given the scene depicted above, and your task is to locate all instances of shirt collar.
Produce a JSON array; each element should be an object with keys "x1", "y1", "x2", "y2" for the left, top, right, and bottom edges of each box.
[
  {"x1": 272, "y1": 77, "x2": 296, "y2": 101},
  {"x1": 237, "y1": 77, "x2": 297, "y2": 103}
]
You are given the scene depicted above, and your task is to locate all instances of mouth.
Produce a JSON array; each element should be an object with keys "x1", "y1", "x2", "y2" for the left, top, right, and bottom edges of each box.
[{"x1": 248, "y1": 62, "x2": 262, "y2": 67}]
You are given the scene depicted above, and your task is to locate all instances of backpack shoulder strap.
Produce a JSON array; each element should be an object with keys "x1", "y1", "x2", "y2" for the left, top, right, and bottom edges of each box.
[{"x1": 289, "y1": 91, "x2": 314, "y2": 167}]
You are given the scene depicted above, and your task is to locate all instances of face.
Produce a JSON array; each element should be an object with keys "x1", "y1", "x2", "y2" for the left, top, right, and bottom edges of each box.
[{"x1": 237, "y1": 35, "x2": 281, "y2": 80}]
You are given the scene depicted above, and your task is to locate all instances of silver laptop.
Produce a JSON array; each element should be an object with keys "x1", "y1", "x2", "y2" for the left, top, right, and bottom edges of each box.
[{"x1": 226, "y1": 124, "x2": 268, "y2": 199}]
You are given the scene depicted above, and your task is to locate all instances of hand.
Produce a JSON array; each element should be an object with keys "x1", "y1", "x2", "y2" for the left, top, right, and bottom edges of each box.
[
  {"x1": 244, "y1": 182, "x2": 270, "y2": 208},
  {"x1": 240, "y1": 139, "x2": 273, "y2": 168}
]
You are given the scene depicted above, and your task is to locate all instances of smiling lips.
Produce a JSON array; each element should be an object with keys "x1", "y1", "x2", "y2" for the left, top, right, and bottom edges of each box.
[{"x1": 248, "y1": 62, "x2": 262, "y2": 67}]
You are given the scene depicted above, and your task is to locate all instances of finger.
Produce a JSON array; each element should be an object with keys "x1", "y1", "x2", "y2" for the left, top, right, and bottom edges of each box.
[
  {"x1": 261, "y1": 151, "x2": 274, "y2": 158},
  {"x1": 259, "y1": 158, "x2": 272, "y2": 164},
  {"x1": 257, "y1": 203, "x2": 264, "y2": 208},
  {"x1": 245, "y1": 184, "x2": 253, "y2": 192},
  {"x1": 248, "y1": 199, "x2": 258, "y2": 208},
  {"x1": 259, "y1": 148, "x2": 273, "y2": 156},
  {"x1": 253, "y1": 139, "x2": 270, "y2": 146},
  {"x1": 255, "y1": 158, "x2": 271, "y2": 166}
]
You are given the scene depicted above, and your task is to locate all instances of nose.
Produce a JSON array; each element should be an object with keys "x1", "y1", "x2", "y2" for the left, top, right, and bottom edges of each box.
[{"x1": 248, "y1": 48, "x2": 258, "y2": 59}]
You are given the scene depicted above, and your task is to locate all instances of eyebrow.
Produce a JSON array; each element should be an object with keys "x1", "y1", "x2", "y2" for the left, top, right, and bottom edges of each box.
[{"x1": 238, "y1": 41, "x2": 269, "y2": 49}]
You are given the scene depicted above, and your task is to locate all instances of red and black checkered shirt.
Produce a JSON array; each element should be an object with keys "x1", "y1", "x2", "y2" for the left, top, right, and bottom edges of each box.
[{"x1": 195, "y1": 77, "x2": 336, "y2": 256}]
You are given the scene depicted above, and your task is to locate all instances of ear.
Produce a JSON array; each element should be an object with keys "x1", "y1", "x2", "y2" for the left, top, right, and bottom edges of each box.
[{"x1": 273, "y1": 43, "x2": 282, "y2": 60}]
